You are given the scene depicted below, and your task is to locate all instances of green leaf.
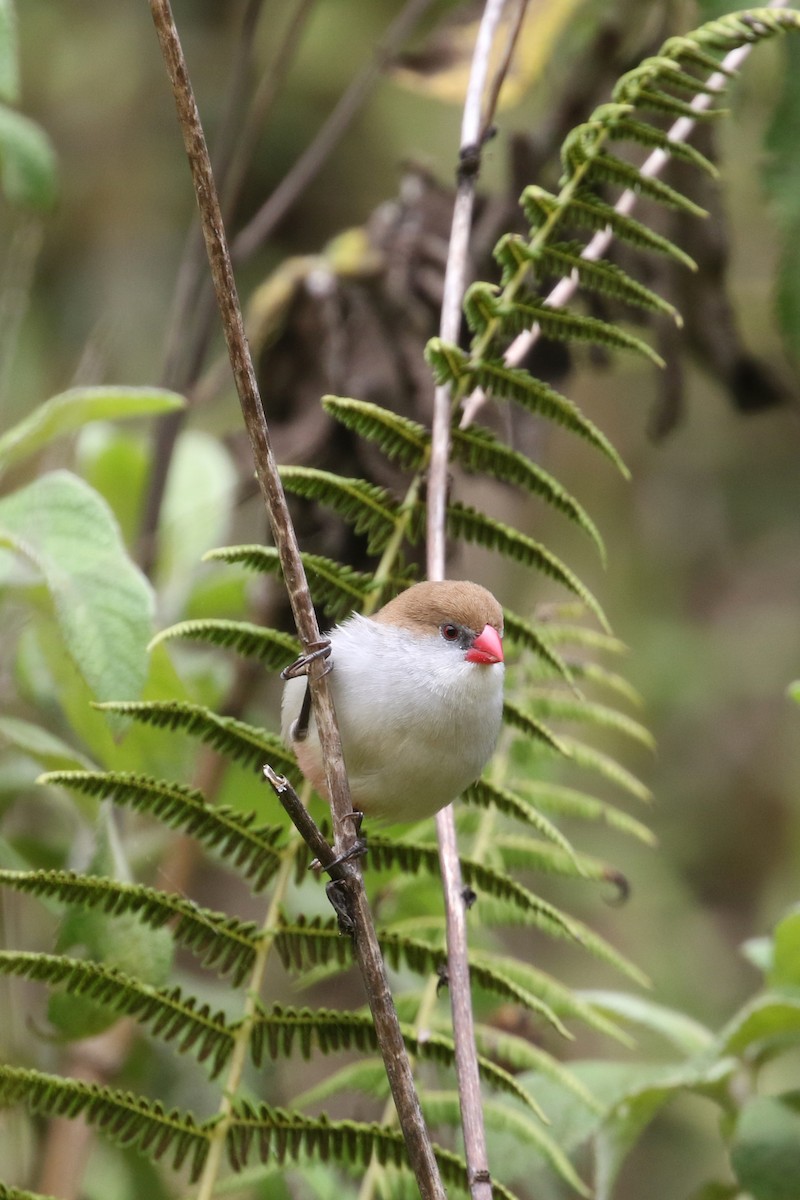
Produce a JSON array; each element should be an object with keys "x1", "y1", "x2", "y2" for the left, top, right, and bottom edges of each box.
[
  {"x1": 0, "y1": 716, "x2": 95, "y2": 772},
  {"x1": 771, "y1": 905, "x2": 800, "y2": 991},
  {"x1": 279, "y1": 466, "x2": 400, "y2": 554},
  {"x1": 0, "y1": 102, "x2": 57, "y2": 209},
  {"x1": 579, "y1": 990, "x2": 714, "y2": 1054},
  {"x1": 0, "y1": 471, "x2": 154, "y2": 703},
  {"x1": 717, "y1": 994, "x2": 800, "y2": 1059},
  {"x1": 150, "y1": 619, "x2": 299, "y2": 671},
  {"x1": 0, "y1": 0, "x2": 19, "y2": 104},
  {"x1": 0, "y1": 387, "x2": 186, "y2": 476},
  {"x1": 731, "y1": 1094, "x2": 800, "y2": 1200}
]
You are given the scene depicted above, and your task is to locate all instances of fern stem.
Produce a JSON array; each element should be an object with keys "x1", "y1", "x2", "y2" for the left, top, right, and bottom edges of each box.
[
  {"x1": 363, "y1": 473, "x2": 424, "y2": 616},
  {"x1": 193, "y1": 844, "x2": 299, "y2": 1200}
]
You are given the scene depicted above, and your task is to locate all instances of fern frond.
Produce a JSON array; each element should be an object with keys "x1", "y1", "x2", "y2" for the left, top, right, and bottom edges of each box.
[
  {"x1": 150, "y1": 620, "x2": 299, "y2": 670},
  {"x1": 503, "y1": 699, "x2": 571, "y2": 756},
  {"x1": 502, "y1": 609, "x2": 575, "y2": 680},
  {"x1": 520, "y1": 186, "x2": 696, "y2": 270},
  {"x1": 426, "y1": 338, "x2": 629, "y2": 476},
  {"x1": 251, "y1": 1003, "x2": 547, "y2": 1120},
  {"x1": 565, "y1": 660, "x2": 643, "y2": 707},
  {"x1": 0, "y1": 870, "x2": 262, "y2": 984},
  {"x1": 579, "y1": 152, "x2": 708, "y2": 218},
  {"x1": 95, "y1": 702, "x2": 299, "y2": 780},
  {"x1": 557, "y1": 735, "x2": 653, "y2": 803},
  {"x1": 446, "y1": 503, "x2": 608, "y2": 631},
  {"x1": 494, "y1": 236, "x2": 680, "y2": 320},
  {"x1": 516, "y1": 780, "x2": 656, "y2": 846},
  {"x1": 0, "y1": 1065, "x2": 210, "y2": 1179},
  {"x1": 495, "y1": 835, "x2": 617, "y2": 889},
  {"x1": 0, "y1": 952, "x2": 236, "y2": 1077},
  {"x1": 367, "y1": 836, "x2": 590, "y2": 931},
  {"x1": 524, "y1": 695, "x2": 655, "y2": 750},
  {"x1": 451, "y1": 425, "x2": 605, "y2": 561},
  {"x1": 322, "y1": 396, "x2": 429, "y2": 469},
  {"x1": 464, "y1": 282, "x2": 664, "y2": 365},
  {"x1": 471, "y1": 1021, "x2": 603, "y2": 1109},
  {"x1": 537, "y1": 620, "x2": 629, "y2": 658},
  {"x1": 463, "y1": 779, "x2": 578, "y2": 857},
  {"x1": 610, "y1": 118, "x2": 718, "y2": 175},
  {"x1": 39, "y1": 771, "x2": 287, "y2": 892},
  {"x1": 279, "y1": 466, "x2": 400, "y2": 554},
  {"x1": 204, "y1": 545, "x2": 377, "y2": 620}
]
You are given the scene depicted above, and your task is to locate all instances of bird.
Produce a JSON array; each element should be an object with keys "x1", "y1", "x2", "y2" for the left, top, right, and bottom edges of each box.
[{"x1": 281, "y1": 580, "x2": 505, "y2": 825}]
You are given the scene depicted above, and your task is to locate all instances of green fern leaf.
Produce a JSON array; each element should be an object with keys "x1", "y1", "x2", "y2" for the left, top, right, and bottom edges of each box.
[
  {"x1": 502, "y1": 609, "x2": 575, "y2": 680},
  {"x1": 521, "y1": 186, "x2": 696, "y2": 270},
  {"x1": 451, "y1": 425, "x2": 605, "y2": 561},
  {"x1": 515, "y1": 780, "x2": 656, "y2": 846},
  {"x1": 493, "y1": 235, "x2": 679, "y2": 321},
  {"x1": 557, "y1": 734, "x2": 653, "y2": 803},
  {"x1": 95, "y1": 701, "x2": 299, "y2": 780},
  {"x1": 0, "y1": 951, "x2": 236, "y2": 1077},
  {"x1": 472, "y1": 1021, "x2": 603, "y2": 1110},
  {"x1": 279, "y1": 466, "x2": 399, "y2": 554},
  {"x1": 463, "y1": 779, "x2": 578, "y2": 857},
  {"x1": 537, "y1": 620, "x2": 629, "y2": 658},
  {"x1": 582, "y1": 152, "x2": 707, "y2": 218},
  {"x1": 611, "y1": 118, "x2": 718, "y2": 176},
  {"x1": 565, "y1": 660, "x2": 643, "y2": 707},
  {"x1": 524, "y1": 695, "x2": 655, "y2": 750},
  {"x1": 0, "y1": 1064, "x2": 210, "y2": 1180},
  {"x1": 39, "y1": 771, "x2": 287, "y2": 892},
  {"x1": 503, "y1": 698, "x2": 571, "y2": 756},
  {"x1": 495, "y1": 834, "x2": 618, "y2": 889},
  {"x1": 0, "y1": 869, "x2": 262, "y2": 984},
  {"x1": 629, "y1": 87, "x2": 726, "y2": 121},
  {"x1": 150, "y1": 620, "x2": 299, "y2": 670},
  {"x1": 446, "y1": 503, "x2": 608, "y2": 631},
  {"x1": 204, "y1": 544, "x2": 377, "y2": 620},
  {"x1": 322, "y1": 396, "x2": 429, "y2": 469}
]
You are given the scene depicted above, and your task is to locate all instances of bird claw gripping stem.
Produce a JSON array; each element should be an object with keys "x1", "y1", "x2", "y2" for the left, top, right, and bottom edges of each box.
[{"x1": 281, "y1": 637, "x2": 332, "y2": 742}]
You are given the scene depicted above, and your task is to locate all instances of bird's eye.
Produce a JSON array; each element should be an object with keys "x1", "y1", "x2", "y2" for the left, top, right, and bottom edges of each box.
[{"x1": 441, "y1": 623, "x2": 460, "y2": 642}]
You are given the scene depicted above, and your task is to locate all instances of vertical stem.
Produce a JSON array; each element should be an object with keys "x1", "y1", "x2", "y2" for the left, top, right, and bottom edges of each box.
[{"x1": 426, "y1": 5, "x2": 525, "y2": 1198}]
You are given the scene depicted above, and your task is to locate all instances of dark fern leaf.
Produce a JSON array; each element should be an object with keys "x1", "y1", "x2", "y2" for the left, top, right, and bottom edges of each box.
[
  {"x1": 0, "y1": 870, "x2": 262, "y2": 985},
  {"x1": 279, "y1": 466, "x2": 400, "y2": 554},
  {"x1": 204, "y1": 545, "x2": 377, "y2": 620},
  {"x1": 322, "y1": 396, "x2": 429, "y2": 469},
  {"x1": 502, "y1": 608, "x2": 575, "y2": 680},
  {"x1": 95, "y1": 702, "x2": 299, "y2": 781},
  {"x1": 150, "y1": 620, "x2": 299, "y2": 671},
  {"x1": 580, "y1": 152, "x2": 708, "y2": 218},
  {"x1": 503, "y1": 698, "x2": 571, "y2": 756},
  {"x1": 451, "y1": 425, "x2": 605, "y2": 561},
  {"x1": 0, "y1": 952, "x2": 236, "y2": 1078},
  {"x1": 40, "y1": 771, "x2": 287, "y2": 892},
  {"x1": 463, "y1": 779, "x2": 578, "y2": 855},
  {"x1": 0, "y1": 1065, "x2": 211, "y2": 1181}
]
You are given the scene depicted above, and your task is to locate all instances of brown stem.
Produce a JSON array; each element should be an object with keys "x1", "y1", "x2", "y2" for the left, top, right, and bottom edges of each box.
[{"x1": 147, "y1": 4, "x2": 444, "y2": 1195}]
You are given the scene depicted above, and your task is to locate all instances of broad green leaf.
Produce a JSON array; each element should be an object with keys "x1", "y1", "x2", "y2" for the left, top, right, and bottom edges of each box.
[
  {"x1": 717, "y1": 994, "x2": 800, "y2": 1058},
  {"x1": 771, "y1": 905, "x2": 800, "y2": 991},
  {"x1": 0, "y1": 101, "x2": 57, "y2": 209},
  {"x1": 0, "y1": 716, "x2": 94, "y2": 772},
  {"x1": 731, "y1": 1094, "x2": 800, "y2": 1200},
  {"x1": 579, "y1": 990, "x2": 714, "y2": 1055},
  {"x1": 0, "y1": 470, "x2": 154, "y2": 704},
  {"x1": 0, "y1": 0, "x2": 18, "y2": 104},
  {"x1": 0, "y1": 386, "x2": 185, "y2": 476}
]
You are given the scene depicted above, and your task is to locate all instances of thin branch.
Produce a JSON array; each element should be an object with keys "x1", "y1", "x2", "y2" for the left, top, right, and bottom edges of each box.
[
  {"x1": 459, "y1": 7, "x2": 777, "y2": 428},
  {"x1": 231, "y1": 0, "x2": 437, "y2": 261},
  {"x1": 426, "y1": 4, "x2": 527, "y2": 1199},
  {"x1": 147, "y1": 4, "x2": 444, "y2": 1196}
]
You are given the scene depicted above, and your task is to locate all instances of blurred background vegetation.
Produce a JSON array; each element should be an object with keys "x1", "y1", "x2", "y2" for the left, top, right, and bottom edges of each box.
[{"x1": 2, "y1": 1, "x2": 800, "y2": 1197}]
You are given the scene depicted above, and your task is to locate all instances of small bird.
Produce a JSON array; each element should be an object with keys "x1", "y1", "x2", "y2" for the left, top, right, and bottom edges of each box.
[{"x1": 281, "y1": 580, "x2": 505, "y2": 824}]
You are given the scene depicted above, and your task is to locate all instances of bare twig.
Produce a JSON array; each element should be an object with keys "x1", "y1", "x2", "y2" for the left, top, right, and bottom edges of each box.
[
  {"x1": 426, "y1": 4, "x2": 527, "y2": 1198},
  {"x1": 459, "y1": 6, "x2": 777, "y2": 428},
  {"x1": 147, "y1": 3, "x2": 444, "y2": 1196},
  {"x1": 231, "y1": 0, "x2": 437, "y2": 261}
]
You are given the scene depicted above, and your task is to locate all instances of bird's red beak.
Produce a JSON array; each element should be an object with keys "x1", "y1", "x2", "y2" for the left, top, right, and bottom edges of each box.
[{"x1": 466, "y1": 623, "x2": 504, "y2": 665}]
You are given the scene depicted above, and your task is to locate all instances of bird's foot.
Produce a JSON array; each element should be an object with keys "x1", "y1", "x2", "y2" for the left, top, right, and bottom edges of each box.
[
  {"x1": 311, "y1": 811, "x2": 367, "y2": 873},
  {"x1": 462, "y1": 885, "x2": 477, "y2": 909},
  {"x1": 280, "y1": 638, "x2": 332, "y2": 681}
]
